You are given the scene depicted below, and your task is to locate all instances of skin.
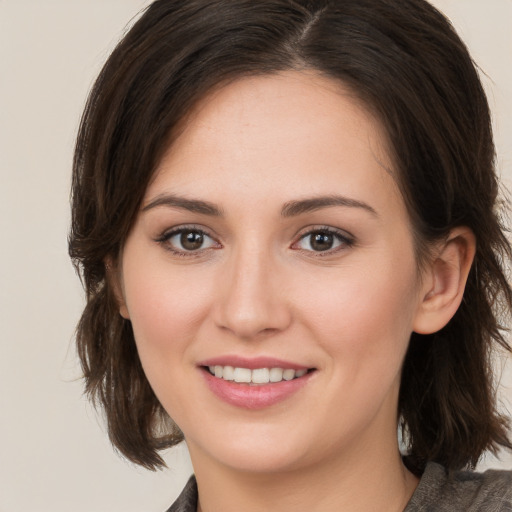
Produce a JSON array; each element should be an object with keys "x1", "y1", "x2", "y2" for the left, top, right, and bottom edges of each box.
[{"x1": 114, "y1": 71, "x2": 475, "y2": 512}]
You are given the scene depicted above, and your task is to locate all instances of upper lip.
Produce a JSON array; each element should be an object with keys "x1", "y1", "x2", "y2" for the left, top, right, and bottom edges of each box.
[{"x1": 198, "y1": 355, "x2": 311, "y2": 371}]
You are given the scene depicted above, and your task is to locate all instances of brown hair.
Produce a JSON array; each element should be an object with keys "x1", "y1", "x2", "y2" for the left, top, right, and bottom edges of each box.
[{"x1": 69, "y1": 0, "x2": 512, "y2": 472}]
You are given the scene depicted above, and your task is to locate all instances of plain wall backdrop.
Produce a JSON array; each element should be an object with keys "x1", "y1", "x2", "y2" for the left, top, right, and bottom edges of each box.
[{"x1": 1, "y1": 1, "x2": 511, "y2": 511}]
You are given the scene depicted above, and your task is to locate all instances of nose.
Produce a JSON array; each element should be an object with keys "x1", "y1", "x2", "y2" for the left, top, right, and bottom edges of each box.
[{"x1": 213, "y1": 246, "x2": 292, "y2": 340}]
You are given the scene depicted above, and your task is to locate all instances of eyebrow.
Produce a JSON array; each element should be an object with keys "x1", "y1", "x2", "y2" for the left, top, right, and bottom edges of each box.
[
  {"x1": 281, "y1": 195, "x2": 378, "y2": 218},
  {"x1": 142, "y1": 193, "x2": 377, "y2": 218},
  {"x1": 142, "y1": 194, "x2": 223, "y2": 216}
]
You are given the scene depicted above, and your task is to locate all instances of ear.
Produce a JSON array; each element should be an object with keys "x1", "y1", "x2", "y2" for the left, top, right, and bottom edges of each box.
[
  {"x1": 413, "y1": 227, "x2": 476, "y2": 334},
  {"x1": 105, "y1": 257, "x2": 130, "y2": 320}
]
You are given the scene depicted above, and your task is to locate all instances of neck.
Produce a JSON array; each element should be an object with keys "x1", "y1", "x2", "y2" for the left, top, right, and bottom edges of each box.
[{"x1": 189, "y1": 431, "x2": 419, "y2": 512}]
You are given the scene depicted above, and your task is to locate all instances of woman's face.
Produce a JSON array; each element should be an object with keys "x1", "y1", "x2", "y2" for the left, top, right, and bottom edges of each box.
[{"x1": 117, "y1": 71, "x2": 431, "y2": 474}]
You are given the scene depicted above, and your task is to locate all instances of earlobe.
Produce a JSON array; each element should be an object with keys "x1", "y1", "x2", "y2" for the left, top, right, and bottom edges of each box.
[
  {"x1": 413, "y1": 227, "x2": 476, "y2": 334},
  {"x1": 118, "y1": 300, "x2": 130, "y2": 320},
  {"x1": 105, "y1": 257, "x2": 130, "y2": 320}
]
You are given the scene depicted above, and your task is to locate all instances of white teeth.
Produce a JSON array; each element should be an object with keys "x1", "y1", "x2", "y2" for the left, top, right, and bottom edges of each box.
[
  {"x1": 269, "y1": 368, "x2": 284, "y2": 382},
  {"x1": 222, "y1": 365, "x2": 235, "y2": 381},
  {"x1": 251, "y1": 368, "x2": 270, "y2": 384},
  {"x1": 282, "y1": 369, "x2": 296, "y2": 381},
  {"x1": 207, "y1": 365, "x2": 309, "y2": 384},
  {"x1": 233, "y1": 367, "x2": 252, "y2": 383}
]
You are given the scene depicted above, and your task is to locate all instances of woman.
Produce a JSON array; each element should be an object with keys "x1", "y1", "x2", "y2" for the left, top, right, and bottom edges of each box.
[{"x1": 69, "y1": 0, "x2": 512, "y2": 510}]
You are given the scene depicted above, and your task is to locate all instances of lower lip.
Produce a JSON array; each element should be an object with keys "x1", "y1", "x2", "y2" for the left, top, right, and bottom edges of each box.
[{"x1": 201, "y1": 369, "x2": 314, "y2": 410}]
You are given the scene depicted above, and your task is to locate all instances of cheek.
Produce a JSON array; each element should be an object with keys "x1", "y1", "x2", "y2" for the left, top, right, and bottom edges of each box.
[
  {"x1": 298, "y1": 252, "x2": 420, "y2": 372},
  {"x1": 120, "y1": 249, "x2": 215, "y2": 368},
  {"x1": 120, "y1": 258, "x2": 220, "y2": 420},
  {"x1": 293, "y1": 255, "x2": 421, "y2": 447}
]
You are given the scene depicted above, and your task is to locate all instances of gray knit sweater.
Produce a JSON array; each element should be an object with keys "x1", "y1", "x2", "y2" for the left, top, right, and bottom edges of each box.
[{"x1": 166, "y1": 462, "x2": 512, "y2": 511}]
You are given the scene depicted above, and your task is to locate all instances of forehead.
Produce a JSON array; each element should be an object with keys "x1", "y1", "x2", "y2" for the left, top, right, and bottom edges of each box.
[{"x1": 146, "y1": 70, "x2": 398, "y2": 214}]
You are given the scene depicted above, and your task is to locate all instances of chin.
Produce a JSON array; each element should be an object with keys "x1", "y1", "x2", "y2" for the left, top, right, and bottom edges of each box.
[
  {"x1": 212, "y1": 446, "x2": 309, "y2": 474},
  {"x1": 186, "y1": 424, "x2": 316, "y2": 474}
]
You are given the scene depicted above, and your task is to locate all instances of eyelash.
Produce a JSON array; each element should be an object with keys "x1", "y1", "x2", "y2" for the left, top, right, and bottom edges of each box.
[
  {"x1": 155, "y1": 225, "x2": 355, "y2": 257},
  {"x1": 155, "y1": 225, "x2": 220, "y2": 258},
  {"x1": 292, "y1": 226, "x2": 355, "y2": 255}
]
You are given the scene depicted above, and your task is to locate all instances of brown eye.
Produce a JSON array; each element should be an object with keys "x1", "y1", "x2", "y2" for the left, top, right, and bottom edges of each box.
[
  {"x1": 295, "y1": 229, "x2": 353, "y2": 253},
  {"x1": 181, "y1": 231, "x2": 204, "y2": 250},
  {"x1": 160, "y1": 228, "x2": 218, "y2": 254},
  {"x1": 310, "y1": 232, "x2": 334, "y2": 251}
]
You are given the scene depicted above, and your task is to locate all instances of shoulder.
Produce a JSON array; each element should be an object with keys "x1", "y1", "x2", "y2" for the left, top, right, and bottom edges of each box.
[
  {"x1": 406, "y1": 462, "x2": 512, "y2": 511},
  {"x1": 165, "y1": 475, "x2": 198, "y2": 512}
]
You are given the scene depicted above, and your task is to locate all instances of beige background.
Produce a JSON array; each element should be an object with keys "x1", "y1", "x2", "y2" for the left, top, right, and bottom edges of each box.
[{"x1": 1, "y1": 1, "x2": 511, "y2": 511}]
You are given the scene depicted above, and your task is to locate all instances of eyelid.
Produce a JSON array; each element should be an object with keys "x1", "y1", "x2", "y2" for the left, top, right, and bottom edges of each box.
[
  {"x1": 154, "y1": 223, "x2": 353, "y2": 257},
  {"x1": 291, "y1": 225, "x2": 355, "y2": 253},
  {"x1": 155, "y1": 223, "x2": 210, "y2": 242},
  {"x1": 155, "y1": 224, "x2": 222, "y2": 255}
]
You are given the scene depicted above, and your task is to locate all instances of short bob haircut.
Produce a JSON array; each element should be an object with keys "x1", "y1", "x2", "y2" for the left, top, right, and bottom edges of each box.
[{"x1": 69, "y1": 0, "x2": 512, "y2": 472}]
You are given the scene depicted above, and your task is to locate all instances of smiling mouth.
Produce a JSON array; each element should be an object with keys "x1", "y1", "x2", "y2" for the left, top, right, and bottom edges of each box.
[{"x1": 204, "y1": 365, "x2": 315, "y2": 385}]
